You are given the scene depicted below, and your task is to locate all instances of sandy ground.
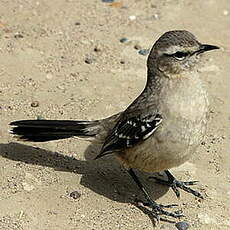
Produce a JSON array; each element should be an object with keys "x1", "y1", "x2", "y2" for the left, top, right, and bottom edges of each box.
[{"x1": 0, "y1": 0, "x2": 229, "y2": 229}]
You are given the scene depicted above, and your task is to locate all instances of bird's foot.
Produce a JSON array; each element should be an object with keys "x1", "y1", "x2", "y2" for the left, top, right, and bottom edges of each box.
[
  {"x1": 149, "y1": 171, "x2": 203, "y2": 199},
  {"x1": 136, "y1": 199, "x2": 183, "y2": 220}
]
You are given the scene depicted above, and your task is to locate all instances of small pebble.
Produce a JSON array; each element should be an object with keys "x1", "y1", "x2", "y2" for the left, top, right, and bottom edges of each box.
[
  {"x1": 70, "y1": 191, "x2": 81, "y2": 200},
  {"x1": 134, "y1": 44, "x2": 141, "y2": 50},
  {"x1": 36, "y1": 115, "x2": 45, "y2": 120},
  {"x1": 223, "y1": 10, "x2": 229, "y2": 16},
  {"x1": 175, "y1": 221, "x2": 190, "y2": 230},
  {"x1": 85, "y1": 57, "x2": 95, "y2": 64},
  {"x1": 129, "y1": 15, "x2": 136, "y2": 21},
  {"x1": 153, "y1": 13, "x2": 159, "y2": 20},
  {"x1": 94, "y1": 45, "x2": 102, "y2": 52},
  {"x1": 110, "y1": 2, "x2": 123, "y2": 8},
  {"x1": 22, "y1": 182, "x2": 34, "y2": 192},
  {"x1": 101, "y1": 0, "x2": 114, "y2": 2},
  {"x1": 120, "y1": 60, "x2": 125, "y2": 64},
  {"x1": 74, "y1": 22, "x2": 81, "y2": 26},
  {"x1": 138, "y1": 49, "x2": 150, "y2": 56},
  {"x1": 14, "y1": 33, "x2": 24, "y2": 39},
  {"x1": 46, "y1": 73, "x2": 53, "y2": 80},
  {"x1": 31, "y1": 101, "x2": 39, "y2": 107},
  {"x1": 19, "y1": 210, "x2": 24, "y2": 219},
  {"x1": 120, "y1": 37, "x2": 128, "y2": 43}
]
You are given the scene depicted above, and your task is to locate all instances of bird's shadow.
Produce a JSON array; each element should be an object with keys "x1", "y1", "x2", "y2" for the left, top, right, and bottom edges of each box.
[{"x1": 0, "y1": 141, "x2": 171, "y2": 224}]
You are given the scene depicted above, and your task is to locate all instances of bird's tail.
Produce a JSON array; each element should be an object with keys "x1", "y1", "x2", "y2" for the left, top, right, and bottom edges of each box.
[{"x1": 10, "y1": 119, "x2": 101, "y2": 142}]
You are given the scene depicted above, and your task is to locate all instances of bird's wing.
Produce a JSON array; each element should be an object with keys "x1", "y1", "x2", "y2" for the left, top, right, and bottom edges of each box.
[{"x1": 95, "y1": 113, "x2": 162, "y2": 159}]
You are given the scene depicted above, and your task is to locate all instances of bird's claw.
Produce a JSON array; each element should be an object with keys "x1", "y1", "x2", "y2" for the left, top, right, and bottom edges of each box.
[
  {"x1": 149, "y1": 176, "x2": 203, "y2": 199},
  {"x1": 135, "y1": 199, "x2": 184, "y2": 220}
]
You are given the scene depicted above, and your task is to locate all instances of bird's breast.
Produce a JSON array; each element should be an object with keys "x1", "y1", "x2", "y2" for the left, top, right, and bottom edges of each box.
[{"x1": 117, "y1": 74, "x2": 209, "y2": 173}]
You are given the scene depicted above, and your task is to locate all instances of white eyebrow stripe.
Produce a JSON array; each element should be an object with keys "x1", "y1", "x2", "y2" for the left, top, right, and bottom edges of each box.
[{"x1": 161, "y1": 45, "x2": 182, "y2": 55}]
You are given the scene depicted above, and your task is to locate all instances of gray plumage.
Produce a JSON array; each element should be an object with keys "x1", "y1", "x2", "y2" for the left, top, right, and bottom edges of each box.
[
  {"x1": 10, "y1": 30, "x2": 219, "y2": 219},
  {"x1": 10, "y1": 29, "x2": 219, "y2": 179}
]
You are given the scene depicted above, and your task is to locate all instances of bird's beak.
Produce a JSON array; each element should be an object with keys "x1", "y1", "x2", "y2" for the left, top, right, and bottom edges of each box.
[{"x1": 199, "y1": 44, "x2": 220, "y2": 53}]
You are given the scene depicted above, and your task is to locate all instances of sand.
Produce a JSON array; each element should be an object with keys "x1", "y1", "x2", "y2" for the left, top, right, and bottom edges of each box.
[{"x1": 0, "y1": 0, "x2": 229, "y2": 229}]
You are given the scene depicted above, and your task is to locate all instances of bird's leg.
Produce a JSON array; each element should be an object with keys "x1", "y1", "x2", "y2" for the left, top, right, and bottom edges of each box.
[
  {"x1": 128, "y1": 169, "x2": 183, "y2": 220},
  {"x1": 149, "y1": 170, "x2": 203, "y2": 199}
]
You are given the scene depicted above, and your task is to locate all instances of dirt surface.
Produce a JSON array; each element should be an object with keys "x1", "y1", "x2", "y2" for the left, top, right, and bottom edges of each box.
[{"x1": 0, "y1": 0, "x2": 229, "y2": 229}]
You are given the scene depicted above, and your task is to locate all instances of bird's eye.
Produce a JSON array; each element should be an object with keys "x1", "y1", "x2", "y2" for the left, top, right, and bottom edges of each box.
[{"x1": 172, "y1": 51, "x2": 188, "y2": 60}]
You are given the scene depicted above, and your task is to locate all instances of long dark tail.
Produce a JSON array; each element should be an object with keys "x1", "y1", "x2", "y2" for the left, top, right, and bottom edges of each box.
[{"x1": 10, "y1": 119, "x2": 101, "y2": 142}]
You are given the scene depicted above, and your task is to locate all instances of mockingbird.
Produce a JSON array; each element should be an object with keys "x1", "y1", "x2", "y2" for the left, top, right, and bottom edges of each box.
[{"x1": 10, "y1": 30, "x2": 219, "y2": 219}]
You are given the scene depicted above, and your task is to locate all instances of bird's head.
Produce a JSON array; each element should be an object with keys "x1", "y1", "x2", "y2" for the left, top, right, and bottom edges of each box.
[{"x1": 147, "y1": 30, "x2": 219, "y2": 78}]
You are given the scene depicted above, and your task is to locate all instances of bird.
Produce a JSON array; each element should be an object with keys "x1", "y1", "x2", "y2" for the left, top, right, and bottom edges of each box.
[{"x1": 10, "y1": 30, "x2": 219, "y2": 220}]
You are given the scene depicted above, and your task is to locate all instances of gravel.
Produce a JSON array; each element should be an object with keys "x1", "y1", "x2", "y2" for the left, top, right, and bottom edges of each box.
[
  {"x1": 175, "y1": 221, "x2": 190, "y2": 230},
  {"x1": 138, "y1": 49, "x2": 150, "y2": 56}
]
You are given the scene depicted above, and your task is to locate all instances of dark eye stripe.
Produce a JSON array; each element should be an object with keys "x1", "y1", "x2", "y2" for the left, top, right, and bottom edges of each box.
[
  {"x1": 164, "y1": 51, "x2": 189, "y2": 58},
  {"x1": 173, "y1": 51, "x2": 188, "y2": 58}
]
